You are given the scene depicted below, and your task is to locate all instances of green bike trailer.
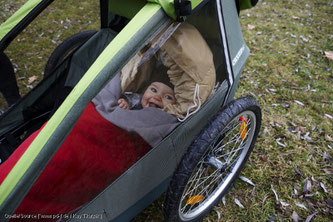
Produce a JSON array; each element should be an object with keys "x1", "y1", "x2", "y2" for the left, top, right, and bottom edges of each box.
[{"x1": 0, "y1": 0, "x2": 260, "y2": 221}]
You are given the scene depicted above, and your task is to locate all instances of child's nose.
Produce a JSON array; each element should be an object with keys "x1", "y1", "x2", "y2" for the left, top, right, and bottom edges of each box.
[{"x1": 153, "y1": 95, "x2": 162, "y2": 101}]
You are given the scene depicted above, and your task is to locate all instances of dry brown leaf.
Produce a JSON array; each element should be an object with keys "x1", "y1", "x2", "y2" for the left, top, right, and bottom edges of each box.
[
  {"x1": 28, "y1": 75, "x2": 38, "y2": 84},
  {"x1": 324, "y1": 51, "x2": 333, "y2": 60},
  {"x1": 296, "y1": 126, "x2": 305, "y2": 133}
]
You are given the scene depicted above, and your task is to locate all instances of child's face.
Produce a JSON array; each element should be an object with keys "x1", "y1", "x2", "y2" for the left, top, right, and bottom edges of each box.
[{"x1": 141, "y1": 82, "x2": 176, "y2": 109}]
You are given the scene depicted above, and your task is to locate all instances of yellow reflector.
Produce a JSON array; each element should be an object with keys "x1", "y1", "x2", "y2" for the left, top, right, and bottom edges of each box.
[
  {"x1": 187, "y1": 195, "x2": 204, "y2": 205},
  {"x1": 240, "y1": 120, "x2": 247, "y2": 140}
]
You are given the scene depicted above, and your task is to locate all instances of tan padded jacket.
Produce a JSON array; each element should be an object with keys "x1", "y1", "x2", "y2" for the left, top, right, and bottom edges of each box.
[{"x1": 120, "y1": 22, "x2": 216, "y2": 119}]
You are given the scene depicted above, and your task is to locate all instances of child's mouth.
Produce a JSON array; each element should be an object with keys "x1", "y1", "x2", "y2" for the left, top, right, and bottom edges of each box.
[{"x1": 148, "y1": 102, "x2": 160, "y2": 108}]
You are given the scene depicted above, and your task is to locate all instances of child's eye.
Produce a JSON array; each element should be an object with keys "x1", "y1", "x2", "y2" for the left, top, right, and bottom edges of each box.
[
  {"x1": 165, "y1": 95, "x2": 173, "y2": 100},
  {"x1": 151, "y1": 87, "x2": 157, "y2": 93}
]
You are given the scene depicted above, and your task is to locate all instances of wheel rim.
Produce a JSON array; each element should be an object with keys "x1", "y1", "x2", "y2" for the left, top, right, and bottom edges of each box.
[{"x1": 178, "y1": 111, "x2": 257, "y2": 221}]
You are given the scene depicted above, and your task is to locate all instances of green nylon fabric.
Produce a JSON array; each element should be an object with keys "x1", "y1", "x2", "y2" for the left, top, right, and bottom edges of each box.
[
  {"x1": 108, "y1": 0, "x2": 146, "y2": 19},
  {"x1": 239, "y1": 0, "x2": 255, "y2": 10},
  {"x1": 147, "y1": 0, "x2": 203, "y2": 20},
  {"x1": 0, "y1": 0, "x2": 42, "y2": 41},
  {"x1": 0, "y1": 3, "x2": 161, "y2": 208}
]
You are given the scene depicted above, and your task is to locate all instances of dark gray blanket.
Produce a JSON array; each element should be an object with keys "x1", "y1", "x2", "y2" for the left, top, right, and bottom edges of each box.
[{"x1": 92, "y1": 73, "x2": 179, "y2": 147}]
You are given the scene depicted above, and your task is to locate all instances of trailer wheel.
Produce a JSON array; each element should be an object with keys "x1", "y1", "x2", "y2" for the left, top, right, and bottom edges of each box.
[
  {"x1": 164, "y1": 97, "x2": 261, "y2": 222},
  {"x1": 44, "y1": 30, "x2": 97, "y2": 77}
]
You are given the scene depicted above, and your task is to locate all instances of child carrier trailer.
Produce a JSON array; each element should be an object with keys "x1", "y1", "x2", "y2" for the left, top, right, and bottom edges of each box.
[{"x1": 0, "y1": 0, "x2": 260, "y2": 221}]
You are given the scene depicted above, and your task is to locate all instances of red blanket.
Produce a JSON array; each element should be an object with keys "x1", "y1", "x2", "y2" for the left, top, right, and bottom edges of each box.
[{"x1": 0, "y1": 102, "x2": 150, "y2": 218}]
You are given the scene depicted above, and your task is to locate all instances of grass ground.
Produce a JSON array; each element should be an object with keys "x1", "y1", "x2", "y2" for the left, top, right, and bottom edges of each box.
[{"x1": 1, "y1": 0, "x2": 332, "y2": 221}]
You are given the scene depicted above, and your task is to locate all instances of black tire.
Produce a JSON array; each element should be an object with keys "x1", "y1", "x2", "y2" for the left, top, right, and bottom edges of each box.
[
  {"x1": 44, "y1": 30, "x2": 97, "y2": 77},
  {"x1": 164, "y1": 97, "x2": 262, "y2": 222}
]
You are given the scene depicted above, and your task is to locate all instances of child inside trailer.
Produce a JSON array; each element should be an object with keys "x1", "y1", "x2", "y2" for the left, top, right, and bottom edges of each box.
[
  {"x1": 118, "y1": 81, "x2": 176, "y2": 110},
  {"x1": 0, "y1": 22, "x2": 216, "y2": 218}
]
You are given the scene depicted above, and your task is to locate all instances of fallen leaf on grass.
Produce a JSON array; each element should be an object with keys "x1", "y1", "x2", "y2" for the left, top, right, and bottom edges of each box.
[
  {"x1": 324, "y1": 51, "x2": 333, "y2": 60},
  {"x1": 296, "y1": 202, "x2": 308, "y2": 210},
  {"x1": 239, "y1": 176, "x2": 255, "y2": 186},
  {"x1": 294, "y1": 184, "x2": 301, "y2": 196},
  {"x1": 292, "y1": 211, "x2": 302, "y2": 222},
  {"x1": 234, "y1": 198, "x2": 244, "y2": 208},
  {"x1": 271, "y1": 184, "x2": 279, "y2": 201},
  {"x1": 222, "y1": 196, "x2": 226, "y2": 206},
  {"x1": 263, "y1": 127, "x2": 269, "y2": 136},
  {"x1": 325, "y1": 134, "x2": 333, "y2": 142},
  {"x1": 304, "y1": 194, "x2": 315, "y2": 197},
  {"x1": 295, "y1": 126, "x2": 305, "y2": 133},
  {"x1": 295, "y1": 167, "x2": 303, "y2": 177},
  {"x1": 326, "y1": 199, "x2": 333, "y2": 208},
  {"x1": 251, "y1": 187, "x2": 256, "y2": 196},
  {"x1": 281, "y1": 102, "x2": 290, "y2": 108},
  {"x1": 294, "y1": 100, "x2": 305, "y2": 106},
  {"x1": 321, "y1": 100, "x2": 333, "y2": 104},
  {"x1": 28, "y1": 75, "x2": 38, "y2": 84},
  {"x1": 324, "y1": 113, "x2": 333, "y2": 119},
  {"x1": 247, "y1": 24, "x2": 255, "y2": 30},
  {"x1": 276, "y1": 138, "x2": 286, "y2": 148},
  {"x1": 305, "y1": 212, "x2": 317, "y2": 222},
  {"x1": 311, "y1": 176, "x2": 318, "y2": 184},
  {"x1": 262, "y1": 195, "x2": 268, "y2": 205},
  {"x1": 323, "y1": 151, "x2": 333, "y2": 161},
  {"x1": 300, "y1": 35, "x2": 309, "y2": 42},
  {"x1": 267, "y1": 88, "x2": 277, "y2": 93},
  {"x1": 259, "y1": 155, "x2": 268, "y2": 162},
  {"x1": 303, "y1": 132, "x2": 313, "y2": 143},
  {"x1": 280, "y1": 201, "x2": 290, "y2": 207},
  {"x1": 320, "y1": 182, "x2": 328, "y2": 193},
  {"x1": 323, "y1": 168, "x2": 333, "y2": 174},
  {"x1": 215, "y1": 209, "x2": 221, "y2": 221}
]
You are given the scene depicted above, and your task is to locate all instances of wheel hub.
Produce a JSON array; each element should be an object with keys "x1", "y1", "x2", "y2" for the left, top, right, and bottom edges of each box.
[{"x1": 206, "y1": 156, "x2": 227, "y2": 172}]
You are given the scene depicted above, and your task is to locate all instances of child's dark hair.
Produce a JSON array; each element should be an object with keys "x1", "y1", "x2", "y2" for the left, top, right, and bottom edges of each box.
[{"x1": 150, "y1": 64, "x2": 174, "y2": 89}]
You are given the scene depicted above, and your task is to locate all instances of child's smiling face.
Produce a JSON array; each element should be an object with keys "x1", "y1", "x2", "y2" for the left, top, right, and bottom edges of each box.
[{"x1": 141, "y1": 82, "x2": 176, "y2": 109}]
